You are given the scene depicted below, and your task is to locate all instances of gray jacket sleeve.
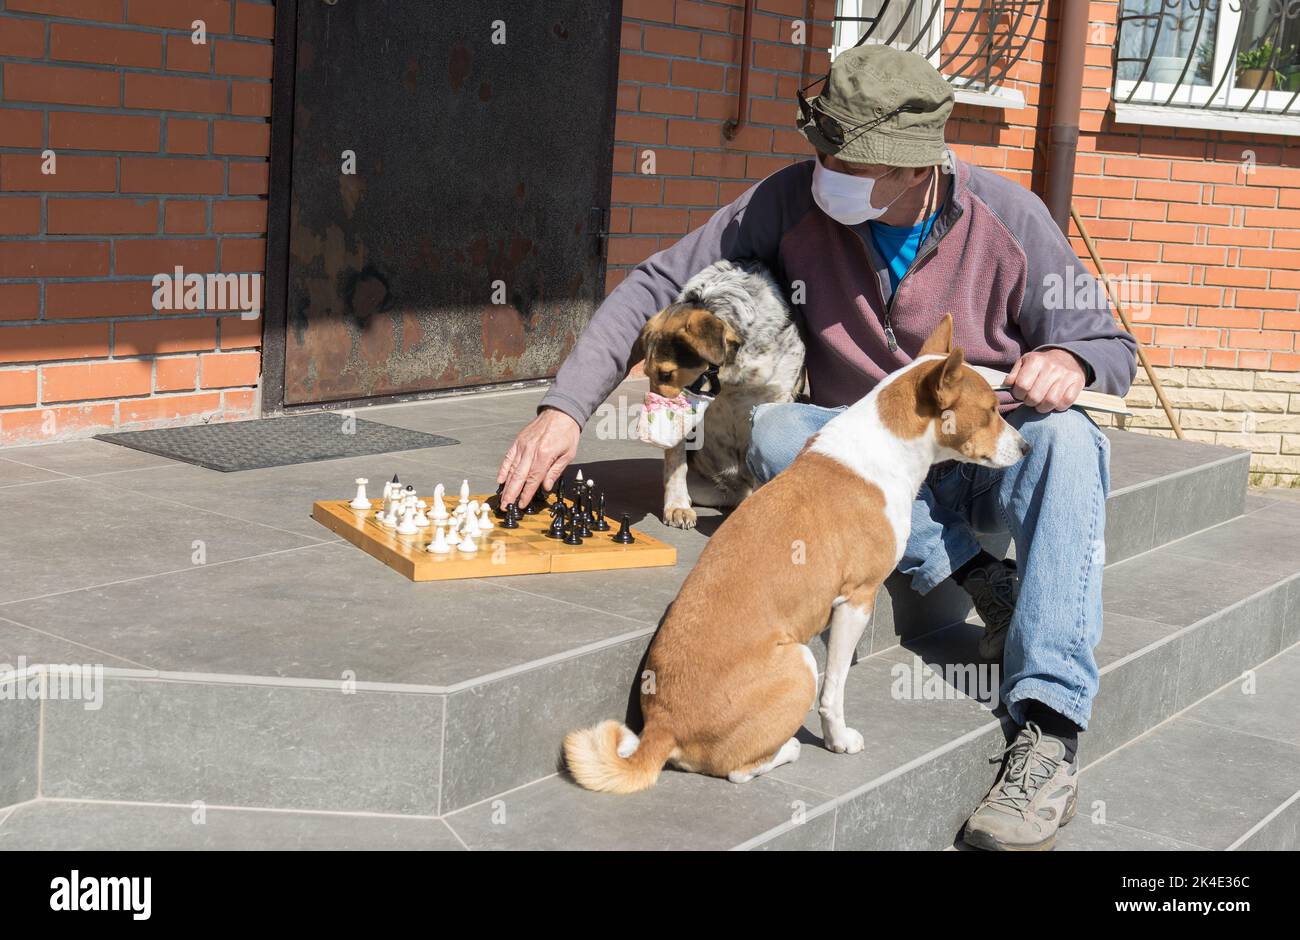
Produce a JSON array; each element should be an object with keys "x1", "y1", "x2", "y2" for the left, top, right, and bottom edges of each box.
[
  {"x1": 971, "y1": 170, "x2": 1138, "y2": 397},
  {"x1": 1019, "y1": 207, "x2": 1138, "y2": 397},
  {"x1": 538, "y1": 161, "x2": 813, "y2": 427}
]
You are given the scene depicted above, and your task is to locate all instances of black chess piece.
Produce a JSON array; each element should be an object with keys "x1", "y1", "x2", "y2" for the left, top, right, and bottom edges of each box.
[
  {"x1": 594, "y1": 493, "x2": 611, "y2": 531},
  {"x1": 576, "y1": 508, "x2": 592, "y2": 538},
  {"x1": 562, "y1": 507, "x2": 583, "y2": 545},
  {"x1": 546, "y1": 510, "x2": 564, "y2": 539},
  {"x1": 524, "y1": 490, "x2": 547, "y2": 515},
  {"x1": 500, "y1": 502, "x2": 519, "y2": 529},
  {"x1": 611, "y1": 512, "x2": 635, "y2": 544}
]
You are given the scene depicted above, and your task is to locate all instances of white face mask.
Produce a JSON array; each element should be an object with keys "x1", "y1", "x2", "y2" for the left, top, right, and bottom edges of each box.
[{"x1": 811, "y1": 158, "x2": 904, "y2": 225}]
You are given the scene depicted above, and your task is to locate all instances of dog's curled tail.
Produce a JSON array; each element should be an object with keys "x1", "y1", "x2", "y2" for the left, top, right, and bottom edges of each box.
[{"x1": 563, "y1": 720, "x2": 676, "y2": 794}]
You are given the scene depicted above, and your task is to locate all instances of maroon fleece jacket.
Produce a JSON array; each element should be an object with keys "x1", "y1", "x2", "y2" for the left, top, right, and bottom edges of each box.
[{"x1": 539, "y1": 154, "x2": 1137, "y2": 425}]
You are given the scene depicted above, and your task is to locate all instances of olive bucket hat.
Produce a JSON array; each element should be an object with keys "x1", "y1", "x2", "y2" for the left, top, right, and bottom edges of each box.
[{"x1": 797, "y1": 44, "x2": 954, "y2": 167}]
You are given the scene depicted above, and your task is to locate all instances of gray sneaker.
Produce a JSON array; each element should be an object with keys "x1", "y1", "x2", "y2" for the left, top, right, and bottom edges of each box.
[
  {"x1": 963, "y1": 559, "x2": 1018, "y2": 661},
  {"x1": 963, "y1": 722, "x2": 1078, "y2": 851}
]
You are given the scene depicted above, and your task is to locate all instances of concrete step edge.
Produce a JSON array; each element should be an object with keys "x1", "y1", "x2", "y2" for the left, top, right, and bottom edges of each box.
[{"x1": 737, "y1": 581, "x2": 1298, "y2": 851}]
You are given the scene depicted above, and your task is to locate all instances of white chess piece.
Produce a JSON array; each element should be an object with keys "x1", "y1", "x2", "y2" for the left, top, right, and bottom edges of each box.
[
  {"x1": 459, "y1": 479, "x2": 470, "y2": 513},
  {"x1": 381, "y1": 503, "x2": 399, "y2": 528},
  {"x1": 350, "y1": 478, "x2": 370, "y2": 510},
  {"x1": 381, "y1": 481, "x2": 394, "y2": 516},
  {"x1": 477, "y1": 504, "x2": 494, "y2": 531},
  {"x1": 462, "y1": 501, "x2": 481, "y2": 537},
  {"x1": 431, "y1": 484, "x2": 448, "y2": 522},
  {"x1": 397, "y1": 501, "x2": 419, "y2": 535},
  {"x1": 415, "y1": 500, "x2": 430, "y2": 528},
  {"x1": 385, "y1": 479, "x2": 405, "y2": 518},
  {"x1": 428, "y1": 524, "x2": 451, "y2": 554},
  {"x1": 456, "y1": 529, "x2": 478, "y2": 553}
]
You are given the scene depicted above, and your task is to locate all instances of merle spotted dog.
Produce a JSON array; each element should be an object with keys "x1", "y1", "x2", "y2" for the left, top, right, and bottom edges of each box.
[{"x1": 637, "y1": 260, "x2": 805, "y2": 528}]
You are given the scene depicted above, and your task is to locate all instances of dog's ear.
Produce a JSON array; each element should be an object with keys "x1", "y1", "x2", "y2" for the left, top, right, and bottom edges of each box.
[
  {"x1": 632, "y1": 309, "x2": 668, "y2": 369},
  {"x1": 918, "y1": 314, "x2": 954, "y2": 358},
  {"x1": 924, "y1": 347, "x2": 966, "y2": 411},
  {"x1": 683, "y1": 308, "x2": 739, "y2": 367}
]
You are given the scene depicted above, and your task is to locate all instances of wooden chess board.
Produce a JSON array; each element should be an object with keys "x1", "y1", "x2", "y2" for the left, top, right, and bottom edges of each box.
[{"x1": 312, "y1": 493, "x2": 677, "y2": 582}]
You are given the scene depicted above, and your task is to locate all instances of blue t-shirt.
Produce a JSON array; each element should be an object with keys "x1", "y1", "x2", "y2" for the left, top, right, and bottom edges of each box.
[{"x1": 865, "y1": 208, "x2": 941, "y2": 292}]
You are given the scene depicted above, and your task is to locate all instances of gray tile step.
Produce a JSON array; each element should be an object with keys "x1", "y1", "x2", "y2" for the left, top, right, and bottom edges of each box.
[
  {"x1": 4, "y1": 648, "x2": 1291, "y2": 852},
  {"x1": 1061, "y1": 645, "x2": 1300, "y2": 851},
  {"x1": 0, "y1": 800, "x2": 464, "y2": 850},
  {"x1": 2, "y1": 499, "x2": 1292, "y2": 848},
  {"x1": 0, "y1": 381, "x2": 1260, "y2": 821},
  {"x1": 439, "y1": 570, "x2": 1299, "y2": 851}
]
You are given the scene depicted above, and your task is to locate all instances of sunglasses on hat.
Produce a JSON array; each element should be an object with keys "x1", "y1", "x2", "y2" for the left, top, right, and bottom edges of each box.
[{"x1": 796, "y1": 73, "x2": 924, "y2": 149}]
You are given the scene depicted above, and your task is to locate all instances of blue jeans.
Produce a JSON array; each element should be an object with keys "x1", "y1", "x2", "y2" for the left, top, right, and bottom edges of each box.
[{"x1": 746, "y1": 402, "x2": 1110, "y2": 730}]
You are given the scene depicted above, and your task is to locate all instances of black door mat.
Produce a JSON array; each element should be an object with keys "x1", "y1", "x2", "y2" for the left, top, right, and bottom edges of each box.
[{"x1": 95, "y1": 413, "x2": 459, "y2": 472}]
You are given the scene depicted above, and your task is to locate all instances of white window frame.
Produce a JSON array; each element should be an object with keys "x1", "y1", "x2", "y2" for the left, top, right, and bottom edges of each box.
[
  {"x1": 830, "y1": 0, "x2": 1027, "y2": 110},
  {"x1": 1112, "y1": 0, "x2": 1300, "y2": 135}
]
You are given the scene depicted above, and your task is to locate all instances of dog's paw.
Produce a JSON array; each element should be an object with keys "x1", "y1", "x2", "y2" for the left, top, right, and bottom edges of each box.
[
  {"x1": 664, "y1": 506, "x2": 697, "y2": 529},
  {"x1": 823, "y1": 724, "x2": 864, "y2": 755}
]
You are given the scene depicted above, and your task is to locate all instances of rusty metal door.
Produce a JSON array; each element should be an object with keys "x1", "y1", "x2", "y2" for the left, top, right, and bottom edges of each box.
[{"x1": 278, "y1": 0, "x2": 620, "y2": 406}]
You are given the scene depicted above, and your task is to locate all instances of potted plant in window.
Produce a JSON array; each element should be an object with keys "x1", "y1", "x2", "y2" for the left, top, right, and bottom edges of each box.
[
  {"x1": 1237, "y1": 39, "x2": 1283, "y2": 90},
  {"x1": 1279, "y1": 44, "x2": 1300, "y2": 91},
  {"x1": 1194, "y1": 39, "x2": 1214, "y2": 84}
]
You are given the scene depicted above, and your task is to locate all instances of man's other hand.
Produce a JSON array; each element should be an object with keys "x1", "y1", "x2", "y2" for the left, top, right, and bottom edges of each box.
[
  {"x1": 497, "y1": 407, "x2": 581, "y2": 509},
  {"x1": 1007, "y1": 349, "x2": 1087, "y2": 413}
]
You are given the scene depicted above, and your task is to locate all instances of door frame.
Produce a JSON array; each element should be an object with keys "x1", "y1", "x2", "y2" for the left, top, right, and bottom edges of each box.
[
  {"x1": 259, "y1": 0, "x2": 296, "y2": 416},
  {"x1": 261, "y1": 0, "x2": 623, "y2": 415}
]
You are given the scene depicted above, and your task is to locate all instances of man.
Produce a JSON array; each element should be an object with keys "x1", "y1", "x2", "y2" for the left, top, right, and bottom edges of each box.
[{"x1": 498, "y1": 45, "x2": 1136, "y2": 851}]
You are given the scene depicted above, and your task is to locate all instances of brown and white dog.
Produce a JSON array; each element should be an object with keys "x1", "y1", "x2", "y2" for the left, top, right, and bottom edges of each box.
[
  {"x1": 638, "y1": 260, "x2": 805, "y2": 529},
  {"x1": 564, "y1": 316, "x2": 1029, "y2": 792}
]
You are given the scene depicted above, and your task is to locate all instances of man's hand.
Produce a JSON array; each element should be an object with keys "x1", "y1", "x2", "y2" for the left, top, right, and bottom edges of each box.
[
  {"x1": 497, "y1": 407, "x2": 581, "y2": 509},
  {"x1": 1007, "y1": 348, "x2": 1087, "y2": 413}
]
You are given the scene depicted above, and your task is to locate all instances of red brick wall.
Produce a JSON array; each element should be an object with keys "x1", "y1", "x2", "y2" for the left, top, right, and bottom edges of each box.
[
  {"x1": 607, "y1": 0, "x2": 1053, "y2": 294},
  {"x1": 1070, "y1": 2, "x2": 1300, "y2": 483},
  {"x1": 0, "y1": 0, "x2": 272, "y2": 445},
  {"x1": 1076, "y1": 2, "x2": 1299, "y2": 376},
  {"x1": 607, "y1": 0, "x2": 837, "y2": 293},
  {"x1": 3, "y1": 1, "x2": 1297, "y2": 479},
  {"x1": 611, "y1": 0, "x2": 1299, "y2": 482}
]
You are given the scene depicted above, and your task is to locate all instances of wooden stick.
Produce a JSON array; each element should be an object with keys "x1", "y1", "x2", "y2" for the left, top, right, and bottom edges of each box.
[
  {"x1": 1032, "y1": 138, "x2": 1183, "y2": 438},
  {"x1": 1068, "y1": 205, "x2": 1184, "y2": 440}
]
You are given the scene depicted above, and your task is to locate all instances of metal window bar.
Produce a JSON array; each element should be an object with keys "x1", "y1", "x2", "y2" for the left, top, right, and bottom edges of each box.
[
  {"x1": 833, "y1": 0, "x2": 1046, "y2": 93},
  {"x1": 1114, "y1": 0, "x2": 1300, "y2": 115}
]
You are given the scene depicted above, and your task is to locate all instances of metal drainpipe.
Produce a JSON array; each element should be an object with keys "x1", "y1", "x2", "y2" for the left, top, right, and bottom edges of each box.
[
  {"x1": 723, "y1": 0, "x2": 756, "y2": 140},
  {"x1": 1045, "y1": 0, "x2": 1090, "y2": 234}
]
